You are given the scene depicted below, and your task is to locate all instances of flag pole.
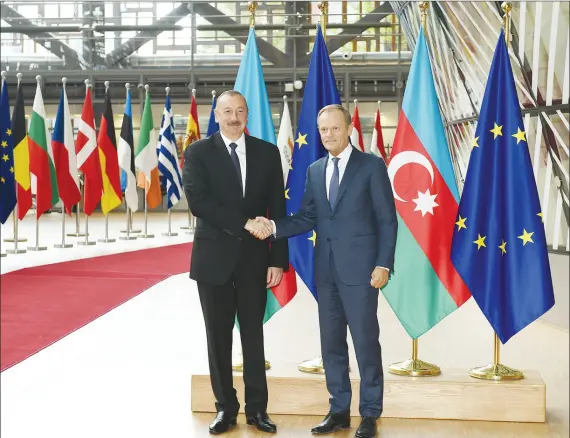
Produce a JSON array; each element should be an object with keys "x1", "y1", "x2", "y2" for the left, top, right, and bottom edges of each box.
[
  {"x1": 4, "y1": 209, "x2": 27, "y2": 243},
  {"x1": 98, "y1": 81, "x2": 116, "y2": 244},
  {"x1": 297, "y1": 2, "x2": 331, "y2": 376},
  {"x1": 28, "y1": 215, "x2": 47, "y2": 251},
  {"x1": 232, "y1": 1, "x2": 270, "y2": 373},
  {"x1": 67, "y1": 175, "x2": 86, "y2": 237},
  {"x1": 6, "y1": 211, "x2": 26, "y2": 254},
  {"x1": 139, "y1": 84, "x2": 154, "y2": 239},
  {"x1": 469, "y1": 2, "x2": 523, "y2": 382},
  {"x1": 387, "y1": 338, "x2": 440, "y2": 377},
  {"x1": 54, "y1": 77, "x2": 74, "y2": 249},
  {"x1": 77, "y1": 80, "x2": 96, "y2": 246},
  {"x1": 181, "y1": 87, "x2": 196, "y2": 232},
  {"x1": 162, "y1": 86, "x2": 178, "y2": 237}
]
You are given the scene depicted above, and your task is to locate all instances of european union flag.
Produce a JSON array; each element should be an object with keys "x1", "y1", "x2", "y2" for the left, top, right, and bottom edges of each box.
[
  {"x1": 450, "y1": 30, "x2": 554, "y2": 344},
  {"x1": 206, "y1": 94, "x2": 219, "y2": 137},
  {"x1": 286, "y1": 25, "x2": 340, "y2": 299},
  {"x1": 0, "y1": 78, "x2": 17, "y2": 224}
]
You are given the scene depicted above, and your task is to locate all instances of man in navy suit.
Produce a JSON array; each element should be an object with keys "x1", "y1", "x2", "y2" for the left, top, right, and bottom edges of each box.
[{"x1": 254, "y1": 105, "x2": 397, "y2": 438}]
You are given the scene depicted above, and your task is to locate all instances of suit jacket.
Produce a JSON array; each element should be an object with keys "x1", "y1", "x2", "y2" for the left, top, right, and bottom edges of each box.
[
  {"x1": 275, "y1": 147, "x2": 397, "y2": 286},
  {"x1": 182, "y1": 132, "x2": 289, "y2": 285}
]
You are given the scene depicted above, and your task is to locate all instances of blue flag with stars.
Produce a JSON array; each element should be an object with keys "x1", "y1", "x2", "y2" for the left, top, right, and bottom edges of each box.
[
  {"x1": 206, "y1": 94, "x2": 219, "y2": 137},
  {"x1": 0, "y1": 78, "x2": 17, "y2": 224},
  {"x1": 450, "y1": 30, "x2": 554, "y2": 344},
  {"x1": 286, "y1": 25, "x2": 340, "y2": 300}
]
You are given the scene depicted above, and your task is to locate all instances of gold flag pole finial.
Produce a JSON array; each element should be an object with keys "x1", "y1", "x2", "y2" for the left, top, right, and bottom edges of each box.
[
  {"x1": 318, "y1": 1, "x2": 328, "y2": 38},
  {"x1": 248, "y1": 1, "x2": 258, "y2": 29},
  {"x1": 501, "y1": 2, "x2": 512, "y2": 46},
  {"x1": 419, "y1": 1, "x2": 429, "y2": 30}
]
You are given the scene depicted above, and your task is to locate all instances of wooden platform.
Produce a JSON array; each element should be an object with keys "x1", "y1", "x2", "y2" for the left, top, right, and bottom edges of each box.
[{"x1": 191, "y1": 361, "x2": 546, "y2": 423}]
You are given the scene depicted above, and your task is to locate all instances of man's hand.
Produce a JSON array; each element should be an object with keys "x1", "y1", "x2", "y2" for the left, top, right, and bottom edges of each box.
[
  {"x1": 267, "y1": 267, "x2": 283, "y2": 288},
  {"x1": 245, "y1": 218, "x2": 272, "y2": 240},
  {"x1": 370, "y1": 267, "x2": 389, "y2": 289}
]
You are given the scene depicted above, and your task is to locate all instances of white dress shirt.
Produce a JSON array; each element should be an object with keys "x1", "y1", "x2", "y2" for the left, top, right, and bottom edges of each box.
[
  {"x1": 220, "y1": 131, "x2": 247, "y2": 196},
  {"x1": 325, "y1": 145, "x2": 353, "y2": 200}
]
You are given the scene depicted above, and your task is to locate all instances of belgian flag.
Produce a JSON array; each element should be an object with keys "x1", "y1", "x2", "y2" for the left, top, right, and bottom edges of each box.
[{"x1": 12, "y1": 80, "x2": 32, "y2": 219}]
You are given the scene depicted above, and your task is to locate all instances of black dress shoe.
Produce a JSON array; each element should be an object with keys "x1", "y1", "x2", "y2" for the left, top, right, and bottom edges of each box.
[
  {"x1": 311, "y1": 412, "x2": 351, "y2": 434},
  {"x1": 246, "y1": 411, "x2": 277, "y2": 433},
  {"x1": 208, "y1": 411, "x2": 237, "y2": 435},
  {"x1": 355, "y1": 416, "x2": 377, "y2": 438}
]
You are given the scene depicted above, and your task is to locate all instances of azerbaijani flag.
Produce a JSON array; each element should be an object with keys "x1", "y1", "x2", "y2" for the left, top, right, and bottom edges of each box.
[
  {"x1": 234, "y1": 26, "x2": 297, "y2": 323},
  {"x1": 382, "y1": 27, "x2": 471, "y2": 339}
]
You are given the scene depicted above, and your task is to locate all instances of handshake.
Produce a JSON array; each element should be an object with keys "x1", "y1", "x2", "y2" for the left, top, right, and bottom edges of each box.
[{"x1": 245, "y1": 217, "x2": 274, "y2": 240}]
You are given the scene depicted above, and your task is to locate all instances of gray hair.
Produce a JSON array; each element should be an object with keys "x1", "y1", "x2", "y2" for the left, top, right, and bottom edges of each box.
[
  {"x1": 317, "y1": 104, "x2": 352, "y2": 127},
  {"x1": 217, "y1": 90, "x2": 249, "y2": 112}
]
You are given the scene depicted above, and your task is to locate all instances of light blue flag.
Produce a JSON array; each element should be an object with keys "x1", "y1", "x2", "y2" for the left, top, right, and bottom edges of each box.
[{"x1": 233, "y1": 27, "x2": 276, "y2": 144}]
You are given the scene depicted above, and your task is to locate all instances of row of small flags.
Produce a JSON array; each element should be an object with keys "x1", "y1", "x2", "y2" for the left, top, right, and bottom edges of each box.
[{"x1": 0, "y1": 18, "x2": 554, "y2": 342}]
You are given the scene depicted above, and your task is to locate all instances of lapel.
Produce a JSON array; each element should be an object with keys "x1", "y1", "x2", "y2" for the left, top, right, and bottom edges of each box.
[
  {"x1": 315, "y1": 156, "x2": 331, "y2": 213},
  {"x1": 212, "y1": 132, "x2": 244, "y2": 200},
  {"x1": 333, "y1": 147, "x2": 363, "y2": 212},
  {"x1": 244, "y1": 134, "x2": 253, "y2": 200}
]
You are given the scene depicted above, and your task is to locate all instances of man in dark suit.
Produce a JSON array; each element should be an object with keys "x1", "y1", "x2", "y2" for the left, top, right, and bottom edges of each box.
[
  {"x1": 182, "y1": 90, "x2": 287, "y2": 435},
  {"x1": 256, "y1": 105, "x2": 397, "y2": 438}
]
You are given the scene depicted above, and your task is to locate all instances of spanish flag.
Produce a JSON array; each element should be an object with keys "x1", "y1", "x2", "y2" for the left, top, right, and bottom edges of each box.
[{"x1": 179, "y1": 94, "x2": 200, "y2": 166}]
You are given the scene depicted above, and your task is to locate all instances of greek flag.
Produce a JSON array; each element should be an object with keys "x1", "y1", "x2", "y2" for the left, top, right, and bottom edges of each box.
[{"x1": 157, "y1": 94, "x2": 183, "y2": 208}]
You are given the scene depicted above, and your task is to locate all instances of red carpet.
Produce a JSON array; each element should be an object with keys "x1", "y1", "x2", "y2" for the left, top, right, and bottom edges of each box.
[{"x1": 0, "y1": 243, "x2": 192, "y2": 371}]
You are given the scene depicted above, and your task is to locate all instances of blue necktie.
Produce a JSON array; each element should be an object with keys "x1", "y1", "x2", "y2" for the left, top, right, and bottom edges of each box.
[
  {"x1": 329, "y1": 157, "x2": 340, "y2": 209},
  {"x1": 229, "y1": 142, "x2": 243, "y2": 195}
]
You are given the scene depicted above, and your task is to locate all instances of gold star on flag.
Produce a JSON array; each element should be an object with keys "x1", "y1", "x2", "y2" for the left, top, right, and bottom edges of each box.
[
  {"x1": 490, "y1": 123, "x2": 503, "y2": 139},
  {"x1": 518, "y1": 229, "x2": 534, "y2": 246},
  {"x1": 2, "y1": 154, "x2": 9, "y2": 162},
  {"x1": 498, "y1": 240, "x2": 507, "y2": 255},
  {"x1": 0, "y1": 177, "x2": 4, "y2": 183},
  {"x1": 5, "y1": 128, "x2": 12, "y2": 136},
  {"x1": 473, "y1": 234, "x2": 486, "y2": 250},
  {"x1": 295, "y1": 132, "x2": 308, "y2": 148},
  {"x1": 512, "y1": 127, "x2": 526, "y2": 144},
  {"x1": 307, "y1": 230, "x2": 316, "y2": 247},
  {"x1": 284, "y1": 188, "x2": 290, "y2": 199},
  {"x1": 1, "y1": 141, "x2": 7, "y2": 148},
  {"x1": 455, "y1": 215, "x2": 467, "y2": 231},
  {"x1": 472, "y1": 137, "x2": 479, "y2": 148},
  {"x1": 9, "y1": 166, "x2": 14, "y2": 173},
  {"x1": 537, "y1": 212, "x2": 544, "y2": 223}
]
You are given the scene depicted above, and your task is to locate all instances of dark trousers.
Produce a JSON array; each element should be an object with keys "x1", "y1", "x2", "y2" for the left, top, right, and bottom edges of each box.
[
  {"x1": 318, "y1": 251, "x2": 384, "y2": 418},
  {"x1": 197, "y1": 253, "x2": 268, "y2": 416}
]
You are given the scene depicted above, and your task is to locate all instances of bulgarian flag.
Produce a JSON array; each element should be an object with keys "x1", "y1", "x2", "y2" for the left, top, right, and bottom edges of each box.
[
  {"x1": 29, "y1": 78, "x2": 59, "y2": 217},
  {"x1": 234, "y1": 27, "x2": 297, "y2": 322},
  {"x1": 382, "y1": 27, "x2": 471, "y2": 339}
]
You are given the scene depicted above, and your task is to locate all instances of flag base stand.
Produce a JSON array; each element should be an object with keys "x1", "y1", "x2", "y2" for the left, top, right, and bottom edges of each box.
[
  {"x1": 97, "y1": 238, "x2": 116, "y2": 243},
  {"x1": 78, "y1": 215, "x2": 96, "y2": 246},
  {"x1": 6, "y1": 248, "x2": 26, "y2": 254},
  {"x1": 3, "y1": 237, "x2": 27, "y2": 243},
  {"x1": 119, "y1": 235, "x2": 137, "y2": 241},
  {"x1": 28, "y1": 246, "x2": 47, "y2": 251},
  {"x1": 388, "y1": 339, "x2": 440, "y2": 377},
  {"x1": 232, "y1": 353, "x2": 271, "y2": 372},
  {"x1": 67, "y1": 210, "x2": 86, "y2": 237},
  {"x1": 469, "y1": 334, "x2": 523, "y2": 381},
  {"x1": 55, "y1": 207, "x2": 73, "y2": 249},
  {"x1": 162, "y1": 232, "x2": 178, "y2": 237},
  {"x1": 66, "y1": 232, "x2": 87, "y2": 237},
  {"x1": 138, "y1": 233, "x2": 154, "y2": 239},
  {"x1": 54, "y1": 243, "x2": 73, "y2": 249},
  {"x1": 298, "y1": 356, "x2": 325, "y2": 374},
  {"x1": 388, "y1": 359, "x2": 441, "y2": 377},
  {"x1": 78, "y1": 241, "x2": 96, "y2": 246}
]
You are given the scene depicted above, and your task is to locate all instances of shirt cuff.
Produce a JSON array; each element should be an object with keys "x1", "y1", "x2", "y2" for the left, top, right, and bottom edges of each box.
[
  {"x1": 378, "y1": 267, "x2": 389, "y2": 271},
  {"x1": 271, "y1": 220, "x2": 277, "y2": 236}
]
